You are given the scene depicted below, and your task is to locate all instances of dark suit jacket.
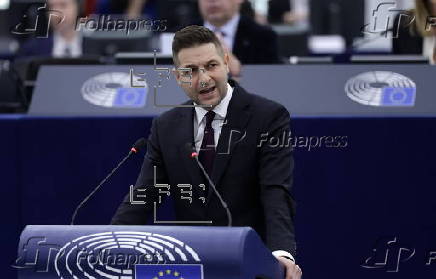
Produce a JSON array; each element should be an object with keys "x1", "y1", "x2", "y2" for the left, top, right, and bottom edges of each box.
[
  {"x1": 16, "y1": 36, "x2": 54, "y2": 58},
  {"x1": 392, "y1": 12, "x2": 423, "y2": 54},
  {"x1": 268, "y1": 0, "x2": 291, "y2": 24},
  {"x1": 111, "y1": 80, "x2": 296, "y2": 255},
  {"x1": 192, "y1": 16, "x2": 281, "y2": 64}
]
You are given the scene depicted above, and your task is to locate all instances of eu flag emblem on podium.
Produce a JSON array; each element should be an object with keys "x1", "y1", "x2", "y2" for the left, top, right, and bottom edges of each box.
[
  {"x1": 113, "y1": 88, "x2": 147, "y2": 107},
  {"x1": 381, "y1": 87, "x2": 415, "y2": 106},
  {"x1": 135, "y1": 264, "x2": 203, "y2": 279}
]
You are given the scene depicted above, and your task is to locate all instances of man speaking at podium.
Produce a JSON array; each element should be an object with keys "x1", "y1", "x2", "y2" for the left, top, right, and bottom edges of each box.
[{"x1": 111, "y1": 25, "x2": 301, "y2": 279}]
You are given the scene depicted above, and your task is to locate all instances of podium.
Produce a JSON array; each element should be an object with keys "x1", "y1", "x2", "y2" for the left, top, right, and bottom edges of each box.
[{"x1": 16, "y1": 225, "x2": 284, "y2": 279}]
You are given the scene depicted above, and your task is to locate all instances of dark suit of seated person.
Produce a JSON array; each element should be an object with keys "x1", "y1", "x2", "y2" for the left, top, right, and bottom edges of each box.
[
  {"x1": 392, "y1": 0, "x2": 436, "y2": 64},
  {"x1": 16, "y1": 0, "x2": 83, "y2": 58},
  {"x1": 111, "y1": 25, "x2": 302, "y2": 279},
  {"x1": 192, "y1": 0, "x2": 281, "y2": 77}
]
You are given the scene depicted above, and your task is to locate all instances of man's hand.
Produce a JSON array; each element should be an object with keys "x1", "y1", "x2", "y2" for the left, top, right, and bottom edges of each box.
[{"x1": 275, "y1": 256, "x2": 302, "y2": 279}]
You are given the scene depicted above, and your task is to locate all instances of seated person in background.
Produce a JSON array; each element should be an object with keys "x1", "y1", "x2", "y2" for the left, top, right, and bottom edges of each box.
[
  {"x1": 392, "y1": 0, "x2": 436, "y2": 63},
  {"x1": 275, "y1": 0, "x2": 308, "y2": 25},
  {"x1": 108, "y1": 0, "x2": 200, "y2": 32},
  {"x1": 267, "y1": 0, "x2": 291, "y2": 24},
  {"x1": 193, "y1": 0, "x2": 281, "y2": 77},
  {"x1": 17, "y1": 0, "x2": 82, "y2": 58},
  {"x1": 249, "y1": 0, "x2": 308, "y2": 25},
  {"x1": 96, "y1": 0, "x2": 157, "y2": 20}
]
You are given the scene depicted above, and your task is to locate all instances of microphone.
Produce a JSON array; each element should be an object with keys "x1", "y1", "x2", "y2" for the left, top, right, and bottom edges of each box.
[
  {"x1": 187, "y1": 143, "x2": 233, "y2": 227},
  {"x1": 70, "y1": 138, "x2": 147, "y2": 225},
  {"x1": 130, "y1": 138, "x2": 146, "y2": 155}
]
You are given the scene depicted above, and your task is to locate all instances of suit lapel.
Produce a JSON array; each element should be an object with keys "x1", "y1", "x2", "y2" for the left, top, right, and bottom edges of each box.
[
  {"x1": 233, "y1": 16, "x2": 250, "y2": 60},
  {"x1": 208, "y1": 85, "x2": 252, "y2": 200}
]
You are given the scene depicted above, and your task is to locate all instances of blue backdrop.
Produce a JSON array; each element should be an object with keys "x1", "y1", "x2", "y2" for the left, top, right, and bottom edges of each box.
[{"x1": 1, "y1": 115, "x2": 436, "y2": 278}]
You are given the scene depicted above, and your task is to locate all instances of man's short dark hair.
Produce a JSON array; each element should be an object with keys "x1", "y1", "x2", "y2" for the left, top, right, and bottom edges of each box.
[{"x1": 172, "y1": 25, "x2": 224, "y2": 66}]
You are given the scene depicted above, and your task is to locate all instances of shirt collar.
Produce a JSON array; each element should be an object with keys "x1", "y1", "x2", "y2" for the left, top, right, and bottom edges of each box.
[
  {"x1": 204, "y1": 13, "x2": 240, "y2": 39},
  {"x1": 53, "y1": 32, "x2": 82, "y2": 46},
  {"x1": 195, "y1": 83, "x2": 233, "y2": 125},
  {"x1": 53, "y1": 31, "x2": 82, "y2": 57}
]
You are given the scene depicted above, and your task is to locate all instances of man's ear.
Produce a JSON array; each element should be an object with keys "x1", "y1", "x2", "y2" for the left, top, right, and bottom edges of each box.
[{"x1": 223, "y1": 53, "x2": 230, "y2": 73}]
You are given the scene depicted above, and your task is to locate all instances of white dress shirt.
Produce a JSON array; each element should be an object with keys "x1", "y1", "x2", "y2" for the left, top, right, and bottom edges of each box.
[
  {"x1": 204, "y1": 14, "x2": 240, "y2": 51},
  {"x1": 194, "y1": 83, "x2": 233, "y2": 152},
  {"x1": 52, "y1": 32, "x2": 82, "y2": 58},
  {"x1": 192, "y1": 83, "x2": 296, "y2": 262},
  {"x1": 249, "y1": 0, "x2": 308, "y2": 21},
  {"x1": 292, "y1": 0, "x2": 309, "y2": 17}
]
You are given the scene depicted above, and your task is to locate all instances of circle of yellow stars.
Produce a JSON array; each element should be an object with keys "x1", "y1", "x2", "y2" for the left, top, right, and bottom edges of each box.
[{"x1": 152, "y1": 269, "x2": 184, "y2": 279}]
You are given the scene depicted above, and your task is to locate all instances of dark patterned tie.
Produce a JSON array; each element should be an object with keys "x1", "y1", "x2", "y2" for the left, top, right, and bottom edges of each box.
[
  {"x1": 64, "y1": 46, "x2": 71, "y2": 57},
  {"x1": 214, "y1": 28, "x2": 226, "y2": 38},
  {"x1": 199, "y1": 111, "x2": 216, "y2": 178}
]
